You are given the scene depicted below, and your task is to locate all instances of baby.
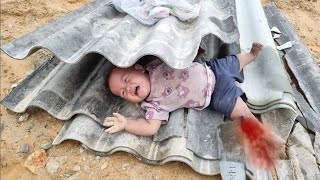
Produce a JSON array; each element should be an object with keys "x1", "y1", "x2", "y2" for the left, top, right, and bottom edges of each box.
[{"x1": 105, "y1": 43, "x2": 263, "y2": 136}]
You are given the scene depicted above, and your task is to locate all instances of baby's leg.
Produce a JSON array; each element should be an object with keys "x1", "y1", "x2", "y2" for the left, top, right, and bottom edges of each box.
[
  {"x1": 230, "y1": 96, "x2": 285, "y2": 169},
  {"x1": 237, "y1": 42, "x2": 263, "y2": 71},
  {"x1": 230, "y1": 97, "x2": 285, "y2": 145},
  {"x1": 230, "y1": 97, "x2": 256, "y2": 120}
]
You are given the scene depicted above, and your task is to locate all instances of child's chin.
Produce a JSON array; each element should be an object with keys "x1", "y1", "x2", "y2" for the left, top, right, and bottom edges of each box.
[
  {"x1": 129, "y1": 98, "x2": 143, "y2": 103},
  {"x1": 136, "y1": 98, "x2": 144, "y2": 103}
]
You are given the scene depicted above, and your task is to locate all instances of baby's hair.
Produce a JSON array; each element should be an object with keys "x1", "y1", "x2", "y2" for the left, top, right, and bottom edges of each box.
[
  {"x1": 106, "y1": 63, "x2": 146, "y2": 91},
  {"x1": 106, "y1": 66, "x2": 117, "y2": 89}
]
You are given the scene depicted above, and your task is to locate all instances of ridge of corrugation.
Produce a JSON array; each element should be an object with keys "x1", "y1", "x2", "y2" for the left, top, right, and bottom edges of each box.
[{"x1": 1, "y1": 0, "x2": 239, "y2": 69}]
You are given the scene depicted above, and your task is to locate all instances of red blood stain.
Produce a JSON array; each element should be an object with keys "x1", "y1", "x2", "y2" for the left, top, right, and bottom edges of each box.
[
  {"x1": 197, "y1": 47, "x2": 205, "y2": 55},
  {"x1": 237, "y1": 117, "x2": 283, "y2": 170}
]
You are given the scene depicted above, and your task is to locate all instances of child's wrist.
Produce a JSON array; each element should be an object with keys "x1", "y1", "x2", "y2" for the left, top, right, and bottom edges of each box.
[{"x1": 123, "y1": 118, "x2": 128, "y2": 131}]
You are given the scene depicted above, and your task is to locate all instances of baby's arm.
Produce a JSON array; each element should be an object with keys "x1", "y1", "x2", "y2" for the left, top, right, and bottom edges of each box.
[{"x1": 104, "y1": 113, "x2": 161, "y2": 136}]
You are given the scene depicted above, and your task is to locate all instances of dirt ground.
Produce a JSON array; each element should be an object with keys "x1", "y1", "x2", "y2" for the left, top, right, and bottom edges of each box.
[{"x1": 0, "y1": 0, "x2": 319, "y2": 179}]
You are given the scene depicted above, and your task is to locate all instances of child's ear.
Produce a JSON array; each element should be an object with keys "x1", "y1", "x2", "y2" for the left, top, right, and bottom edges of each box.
[{"x1": 134, "y1": 64, "x2": 145, "y2": 73}]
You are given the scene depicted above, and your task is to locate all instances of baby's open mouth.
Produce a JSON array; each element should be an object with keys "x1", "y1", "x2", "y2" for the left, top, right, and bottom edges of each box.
[{"x1": 134, "y1": 86, "x2": 140, "y2": 96}]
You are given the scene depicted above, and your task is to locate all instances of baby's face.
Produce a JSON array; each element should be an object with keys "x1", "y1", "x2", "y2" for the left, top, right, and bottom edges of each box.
[{"x1": 108, "y1": 65, "x2": 151, "y2": 103}]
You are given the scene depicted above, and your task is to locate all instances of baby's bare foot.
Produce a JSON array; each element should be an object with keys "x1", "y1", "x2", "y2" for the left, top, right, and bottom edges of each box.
[
  {"x1": 237, "y1": 42, "x2": 264, "y2": 69},
  {"x1": 250, "y1": 42, "x2": 263, "y2": 59}
]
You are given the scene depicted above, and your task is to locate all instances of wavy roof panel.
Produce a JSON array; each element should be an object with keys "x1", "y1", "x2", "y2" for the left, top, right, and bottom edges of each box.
[{"x1": 1, "y1": 0, "x2": 239, "y2": 69}]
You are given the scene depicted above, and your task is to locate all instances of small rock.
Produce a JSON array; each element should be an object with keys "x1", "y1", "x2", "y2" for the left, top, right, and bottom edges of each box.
[
  {"x1": 41, "y1": 141, "x2": 53, "y2": 150},
  {"x1": 67, "y1": 173, "x2": 79, "y2": 180},
  {"x1": 73, "y1": 165, "x2": 81, "y2": 172},
  {"x1": 305, "y1": 6, "x2": 311, "y2": 12},
  {"x1": 122, "y1": 163, "x2": 130, "y2": 170},
  {"x1": 70, "y1": 149, "x2": 75, "y2": 154},
  {"x1": 18, "y1": 113, "x2": 30, "y2": 123},
  {"x1": 101, "y1": 162, "x2": 108, "y2": 170},
  {"x1": 89, "y1": 156, "x2": 93, "y2": 161},
  {"x1": 24, "y1": 149, "x2": 47, "y2": 174},
  {"x1": 79, "y1": 146, "x2": 85, "y2": 153},
  {"x1": 46, "y1": 156, "x2": 68, "y2": 173},
  {"x1": 46, "y1": 160, "x2": 60, "y2": 173},
  {"x1": 11, "y1": 83, "x2": 17, "y2": 89},
  {"x1": 27, "y1": 123, "x2": 34, "y2": 131},
  {"x1": 96, "y1": 156, "x2": 100, "y2": 160},
  {"x1": 155, "y1": 175, "x2": 160, "y2": 180},
  {"x1": 21, "y1": 144, "x2": 29, "y2": 153},
  {"x1": 57, "y1": 156, "x2": 68, "y2": 165},
  {"x1": 83, "y1": 165, "x2": 90, "y2": 173},
  {"x1": 36, "y1": 133, "x2": 45, "y2": 138}
]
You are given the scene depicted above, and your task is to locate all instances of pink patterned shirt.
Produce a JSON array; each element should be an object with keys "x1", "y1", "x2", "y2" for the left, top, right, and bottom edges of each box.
[{"x1": 141, "y1": 60, "x2": 215, "y2": 123}]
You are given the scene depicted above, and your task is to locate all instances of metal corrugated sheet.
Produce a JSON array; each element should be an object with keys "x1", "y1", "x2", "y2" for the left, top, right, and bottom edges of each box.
[
  {"x1": 264, "y1": 4, "x2": 320, "y2": 132},
  {"x1": 1, "y1": 0, "x2": 239, "y2": 69}
]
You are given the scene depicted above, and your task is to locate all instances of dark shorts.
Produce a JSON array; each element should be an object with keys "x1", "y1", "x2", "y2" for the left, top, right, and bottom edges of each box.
[{"x1": 206, "y1": 55, "x2": 246, "y2": 118}]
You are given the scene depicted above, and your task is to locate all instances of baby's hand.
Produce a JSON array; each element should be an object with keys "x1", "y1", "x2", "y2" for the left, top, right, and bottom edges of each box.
[{"x1": 103, "y1": 113, "x2": 127, "y2": 133}]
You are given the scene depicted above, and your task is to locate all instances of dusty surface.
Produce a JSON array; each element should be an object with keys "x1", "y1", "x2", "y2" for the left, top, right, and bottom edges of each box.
[
  {"x1": 0, "y1": 0, "x2": 319, "y2": 179},
  {"x1": 262, "y1": 0, "x2": 320, "y2": 63}
]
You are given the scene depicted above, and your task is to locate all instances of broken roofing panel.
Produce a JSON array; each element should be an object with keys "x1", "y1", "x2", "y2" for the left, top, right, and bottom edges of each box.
[
  {"x1": 52, "y1": 114, "x2": 223, "y2": 176},
  {"x1": 287, "y1": 123, "x2": 320, "y2": 179},
  {"x1": 0, "y1": 0, "x2": 298, "y2": 124},
  {"x1": 265, "y1": 4, "x2": 320, "y2": 115},
  {"x1": 236, "y1": 0, "x2": 296, "y2": 114},
  {"x1": 52, "y1": 109, "x2": 296, "y2": 176},
  {"x1": 0, "y1": 39, "x2": 297, "y2": 124},
  {"x1": 1, "y1": 0, "x2": 239, "y2": 69},
  {"x1": 264, "y1": 4, "x2": 320, "y2": 132}
]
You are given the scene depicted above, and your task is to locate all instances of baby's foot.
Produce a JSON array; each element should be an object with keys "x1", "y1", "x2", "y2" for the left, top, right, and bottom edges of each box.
[{"x1": 250, "y1": 42, "x2": 263, "y2": 59}]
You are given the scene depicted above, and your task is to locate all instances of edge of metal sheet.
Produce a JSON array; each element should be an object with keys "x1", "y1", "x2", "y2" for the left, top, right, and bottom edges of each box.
[
  {"x1": 236, "y1": 0, "x2": 297, "y2": 115},
  {"x1": 0, "y1": 0, "x2": 239, "y2": 69},
  {"x1": 264, "y1": 4, "x2": 320, "y2": 116}
]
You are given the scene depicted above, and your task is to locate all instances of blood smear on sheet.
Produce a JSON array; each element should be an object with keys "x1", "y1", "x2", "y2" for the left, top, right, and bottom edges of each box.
[
  {"x1": 197, "y1": 47, "x2": 205, "y2": 55},
  {"x1": 237, "y1": 117, "x2": 281, "y2": 169}
]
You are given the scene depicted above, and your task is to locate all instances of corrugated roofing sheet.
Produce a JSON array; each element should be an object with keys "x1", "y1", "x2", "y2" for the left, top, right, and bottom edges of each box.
[
  {"x1": 2, "y1": 0, "x2": 320, "y2": 178},
  {"x1": 264, "y1": 4, "x2": 320, "y2": 132},
  {"x1": 1, "y1": 0, "x2": 239, "y2": 69}
]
